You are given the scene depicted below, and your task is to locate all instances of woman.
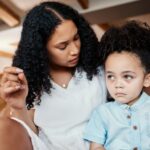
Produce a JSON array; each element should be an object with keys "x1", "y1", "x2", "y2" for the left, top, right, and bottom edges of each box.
[{"x1": 0, "y1": 2, "x2": 106, "y2": 149}]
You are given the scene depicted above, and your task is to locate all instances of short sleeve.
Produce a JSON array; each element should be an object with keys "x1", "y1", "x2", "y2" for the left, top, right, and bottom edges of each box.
[{"x1": 83, "y1": 107, "x2": 107, "y2": 145}]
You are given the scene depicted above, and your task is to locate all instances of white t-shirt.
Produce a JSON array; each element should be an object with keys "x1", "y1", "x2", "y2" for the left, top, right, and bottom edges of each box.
[{"x1": 34, "y1": 68, "x2": 106, "y2": 150}]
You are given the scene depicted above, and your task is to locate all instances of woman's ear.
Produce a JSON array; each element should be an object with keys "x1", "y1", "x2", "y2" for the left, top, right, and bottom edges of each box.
[{"x1": 144, "y1": 73, "x2": 150, "y2": 87}]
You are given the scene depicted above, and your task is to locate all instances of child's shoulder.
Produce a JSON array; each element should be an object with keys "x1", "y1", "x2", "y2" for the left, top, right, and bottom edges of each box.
[
  {"x1": 95, "y1": 102, "x2": 116, "y2": 114},
  {"x1": 91, "y1": 102, "x2": 117, "y2": 123}
]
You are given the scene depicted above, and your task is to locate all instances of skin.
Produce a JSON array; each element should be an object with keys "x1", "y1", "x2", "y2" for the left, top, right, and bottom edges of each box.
[
  {"x1": 0, "y1": 20, "x2": 81, "y2": 146},
  {"x1": 0, "y1": 68, "x2": 28, "y2": 109},
  {"x1": 105, "y1": 51, "x2": 150, "y2": 105},
  {"x1": 144, "y1": 86, "x2": 150, "y2": 95},
  {"x1": 0, "y1": 117, "x2": 33, "y2": 150},
  {"x1": 47, "y1": 20, "x2": 81, "y2": 87},
  {"x1": 90, "y1": 51, "x2": 150, "y2": 150},
  {"x1": 47, "y1": 20, "x2": 80, "y2": 68},
  {"x1": 90, "y1": 142, "x2": 106, "y2": 150}
]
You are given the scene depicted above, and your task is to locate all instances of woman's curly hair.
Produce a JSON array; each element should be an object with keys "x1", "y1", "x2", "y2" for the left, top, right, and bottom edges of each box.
[
  {"x1": 99, "y1": 20, "x2": 150, "y2": 73},
  {"x1": 12, "y1": 2, "x2": 99, "y2": 109}
]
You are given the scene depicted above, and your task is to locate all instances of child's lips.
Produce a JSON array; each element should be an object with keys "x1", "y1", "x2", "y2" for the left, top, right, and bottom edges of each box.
[{"x1": 115, "y1": 93, "x2": 126, "y2": 97}]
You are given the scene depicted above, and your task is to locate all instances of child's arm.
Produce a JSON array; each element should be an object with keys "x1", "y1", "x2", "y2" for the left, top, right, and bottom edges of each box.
[
  {"x1": 90, "y1": 142, "x2": 106, "y2": 150},
  {"x1": 83, "y1": 108, "x2": 107, "y2": 150}
]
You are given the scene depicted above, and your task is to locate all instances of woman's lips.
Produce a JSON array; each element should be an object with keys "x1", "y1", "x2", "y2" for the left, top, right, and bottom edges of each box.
[{"x1": 69, "y1": 57, "x2": 79, "y2": 64}]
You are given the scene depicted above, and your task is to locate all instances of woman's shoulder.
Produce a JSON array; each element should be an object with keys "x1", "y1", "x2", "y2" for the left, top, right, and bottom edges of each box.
[{"x1": 0, "y1": 117, "x2": 33, "y2": 150}]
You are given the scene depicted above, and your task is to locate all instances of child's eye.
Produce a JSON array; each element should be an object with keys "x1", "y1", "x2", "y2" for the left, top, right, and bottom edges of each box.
[
  {"x1": 124, "y1": 75, "x2": 133, "y2": 80},
  {"x1": 107, "y1": 75, "x2": 115, "y2": 81}
]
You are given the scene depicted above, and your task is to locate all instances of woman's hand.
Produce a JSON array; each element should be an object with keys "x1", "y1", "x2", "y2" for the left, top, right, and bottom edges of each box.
[{"x1": 0, "y1": 67, "x2": 28, "y2": 110}]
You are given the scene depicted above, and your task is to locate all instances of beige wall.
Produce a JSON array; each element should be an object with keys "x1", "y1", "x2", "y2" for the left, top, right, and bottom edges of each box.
[{"x1": 0, "y1": 57, "x2": 12, "y2": 72}]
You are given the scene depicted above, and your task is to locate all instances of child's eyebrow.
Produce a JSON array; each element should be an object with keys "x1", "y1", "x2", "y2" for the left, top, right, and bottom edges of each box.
[
  {"x1": 105, "y1": 71, "x2": 136, "y2": 75},
  {"x1": 122, "y1": 71, "x2": 136, "y2": 74},
  {"x1": 105, "y1": 71, "x2": 114, "y2": 74}
]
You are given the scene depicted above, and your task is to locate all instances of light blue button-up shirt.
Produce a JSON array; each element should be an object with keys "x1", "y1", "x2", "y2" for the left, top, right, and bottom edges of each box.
[{"x1": 83, "y1": 92, "x2": 150, "y2": 150}]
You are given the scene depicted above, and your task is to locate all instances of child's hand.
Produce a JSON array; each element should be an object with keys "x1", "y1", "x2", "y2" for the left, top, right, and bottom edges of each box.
[
  {"x1": 90, "y1": 142, "x2": 106, "y2": 150},
  {"x1": 0, "y1": 67, "x2": 28, "y2": 110}
]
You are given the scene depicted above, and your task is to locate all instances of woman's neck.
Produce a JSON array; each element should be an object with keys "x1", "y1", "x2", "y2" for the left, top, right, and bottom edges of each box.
[
  {"x1": 50, "y1": 65, "x2": 75, "y2": 75},
  {"x1": 49, "y1": 67, "x2": 75, "y2": 88}
]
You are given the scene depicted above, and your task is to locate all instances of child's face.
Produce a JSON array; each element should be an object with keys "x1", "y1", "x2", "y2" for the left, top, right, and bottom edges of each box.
[{"x1": 105, "y1": 51, "x2": 150, "y2": 105}]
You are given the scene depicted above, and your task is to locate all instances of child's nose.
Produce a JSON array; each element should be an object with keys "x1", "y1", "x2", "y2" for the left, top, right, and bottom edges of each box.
[{"x1": 115, "y1": 79, "x2": 124, "y2": 89}]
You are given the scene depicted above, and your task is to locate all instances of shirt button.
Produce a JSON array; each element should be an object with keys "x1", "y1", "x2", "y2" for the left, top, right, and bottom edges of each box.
[
  {"x1": 133, "y1": 125, "x2": 138, "y2": 130},
  {"x1": 127, "y1": 115, "x2": 131, "y2": 119},
  {"x1": 133, "y1": 147, "x2": 138, "y2": 150}
]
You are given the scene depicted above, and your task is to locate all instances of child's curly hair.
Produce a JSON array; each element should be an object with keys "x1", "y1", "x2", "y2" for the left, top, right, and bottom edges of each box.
[{"x1": 99, "y1": 20, "x2": 150, "y2": 73}]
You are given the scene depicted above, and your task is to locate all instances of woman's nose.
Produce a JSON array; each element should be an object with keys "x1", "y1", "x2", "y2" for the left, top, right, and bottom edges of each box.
[{"x1": 70, "y1": 42, "x2": 79, "y2": 55}]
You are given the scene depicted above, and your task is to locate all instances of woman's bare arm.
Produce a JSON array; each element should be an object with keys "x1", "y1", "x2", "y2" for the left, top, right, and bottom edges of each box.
[{"x1": 0, "y1": 117, "x2": 33, "y2": 150}]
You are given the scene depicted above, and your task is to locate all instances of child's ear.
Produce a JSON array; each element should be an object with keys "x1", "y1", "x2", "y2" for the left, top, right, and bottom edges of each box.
[{"x1": 144, "y1": 73, "x2": 150, "y2": 87}]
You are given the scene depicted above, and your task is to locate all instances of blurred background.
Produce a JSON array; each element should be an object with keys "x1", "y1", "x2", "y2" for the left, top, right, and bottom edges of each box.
[{"x1": 0, "y1": 0, "x2": 150, "y2": 72}]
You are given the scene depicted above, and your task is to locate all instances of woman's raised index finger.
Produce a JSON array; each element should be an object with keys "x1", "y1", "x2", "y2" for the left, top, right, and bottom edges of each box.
[{"x1": 3, "y1": 67, "x2": 23, "y2": 74}]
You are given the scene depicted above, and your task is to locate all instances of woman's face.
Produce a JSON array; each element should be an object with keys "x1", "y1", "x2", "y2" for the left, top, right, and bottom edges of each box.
[{"x1": 47, "y1": 20, "x2": 81, "y2": 68}]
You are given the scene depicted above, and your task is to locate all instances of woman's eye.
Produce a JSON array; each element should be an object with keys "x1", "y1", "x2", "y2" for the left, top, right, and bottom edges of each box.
[
  {"x1": 58, "y1": 44, "x2": 67, "y2": 50},
  {"x1": 107, "y1": 75, "x2": 115, "y2": 81},
  {"x1": 59, "y1": 47, "x2": 66, "y2": 50},
  {"x1": 124, "y1": 75, "x2": 133, "y2": 80}
]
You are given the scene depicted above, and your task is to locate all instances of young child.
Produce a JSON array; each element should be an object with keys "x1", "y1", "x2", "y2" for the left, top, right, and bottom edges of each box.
[{"x1": 83, "y1": 21, "x2": 150, "y2": 150}]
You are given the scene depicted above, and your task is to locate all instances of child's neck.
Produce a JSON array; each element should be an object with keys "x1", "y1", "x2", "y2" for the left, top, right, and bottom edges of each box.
[{"x1": 126, "y1": 92, "x2": 143, "y2": 106}]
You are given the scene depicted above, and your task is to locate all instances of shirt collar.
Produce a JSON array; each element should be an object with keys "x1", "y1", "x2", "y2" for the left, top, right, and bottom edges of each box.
[{"x1": 115, "y1": 92, "x2": 149, "y2": 111}]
